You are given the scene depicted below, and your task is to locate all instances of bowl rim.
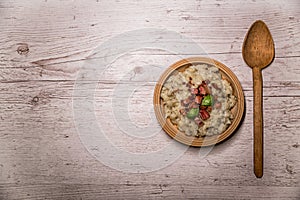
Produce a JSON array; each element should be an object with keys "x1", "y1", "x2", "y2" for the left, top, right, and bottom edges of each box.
[{"x1": 153, "y1": 57, "x2": 245, "y2": 147}]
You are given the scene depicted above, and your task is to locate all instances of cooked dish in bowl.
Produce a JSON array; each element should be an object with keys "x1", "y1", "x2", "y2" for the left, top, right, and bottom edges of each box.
[
  {"x1": 153, "y1": 57, "x2": 244, "y2": 146},
  {"x1": 160, "y1": 64, "x2": 236, "y2": 137}
]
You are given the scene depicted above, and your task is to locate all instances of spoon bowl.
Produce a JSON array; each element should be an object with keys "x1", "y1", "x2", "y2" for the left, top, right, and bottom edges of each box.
[{"x1": 243, "y1": 20, "x2": 275, "y2": 69}]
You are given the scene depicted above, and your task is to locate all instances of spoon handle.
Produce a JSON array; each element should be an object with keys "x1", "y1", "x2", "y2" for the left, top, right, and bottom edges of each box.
[{"x1": 253, "y1": 67, "x2": 263, "y2": 178}]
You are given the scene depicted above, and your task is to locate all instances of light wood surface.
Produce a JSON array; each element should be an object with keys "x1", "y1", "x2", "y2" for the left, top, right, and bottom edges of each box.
[{"x1": 1, "y1": 0, "x2": 300, "y2": 199}]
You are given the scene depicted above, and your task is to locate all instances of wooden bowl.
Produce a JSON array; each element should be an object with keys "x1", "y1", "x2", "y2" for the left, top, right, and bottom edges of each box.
[{"x1": 153, "y1": 57, "x2": 245, "y2": 147}]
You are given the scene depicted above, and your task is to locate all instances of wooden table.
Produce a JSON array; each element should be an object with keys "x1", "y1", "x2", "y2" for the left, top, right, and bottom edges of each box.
[{"x1": 1, "y1": 0, "x2": 299, "y2": 199}]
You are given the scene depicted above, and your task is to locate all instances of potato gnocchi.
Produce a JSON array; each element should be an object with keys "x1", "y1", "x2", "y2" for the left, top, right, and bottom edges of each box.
[{"x1": 160, "y1": 64, "x2": 236, "y2": 137}]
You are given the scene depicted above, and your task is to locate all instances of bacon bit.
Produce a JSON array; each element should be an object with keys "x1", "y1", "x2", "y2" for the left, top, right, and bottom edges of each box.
[
  {"x1": 214, "y1": 102, "x2": 222, "y2": 109},
  {"x1": 189, "y1": 102, "x2": 198, "y2": 109},
  {"x1": 192, "y1": 104, "x2": 199, "y2": 108},
  {"x1": 199, "y1": 109, "x2": 210, "y2": 120},
  {"x1": 203, "y1": 84, "x2": 210, "y2": 95},
  {"x1": 189, "y1": 95, "x2": 195, "y2": 101},
  {"x1": 181, "y1": 100, "x2": 185, "y2": 106},
  {"x1": 179, "y1": 109, "x2": 187, "y2": 115},
  {"x1": 207, "y1": 106, "x2": 212, "y2": 112},
  {"x1": 198, "y1": 85, "x2": 206, "y2": 96},
  {"x1": 194, "y1": 117, "x2": 204, "y2": 126},
  {"x1": 191, "y1": 88, "x2": 199, "y2": 94},
  {"x1": 200, "y1": 105, "x2": 207, "y2": 110},
  {"x1": 195, "y1": 96, "x2": 202, "y2": 104},
  {"x1": 183, "y1": 98, "x2": 191, "y2": 105}
]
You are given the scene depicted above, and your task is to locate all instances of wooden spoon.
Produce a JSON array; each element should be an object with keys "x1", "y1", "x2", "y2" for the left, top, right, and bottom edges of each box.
[{"x1": 242, "y1": 20, "x2": 275, "y2": 178}]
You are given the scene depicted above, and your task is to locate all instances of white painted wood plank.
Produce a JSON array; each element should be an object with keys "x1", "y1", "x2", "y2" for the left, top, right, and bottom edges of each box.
[
  {"x1": 1, "y1": 54, "x2": 300, "y2": 84},
  {"x1": 0, "y1": 82, "x2": 299, "y2": 188}
]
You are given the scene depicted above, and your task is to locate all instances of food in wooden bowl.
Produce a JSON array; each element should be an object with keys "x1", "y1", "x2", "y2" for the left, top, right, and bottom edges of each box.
[{"x1": 153, "y1": 57, "x2": 244, "y2": 147}]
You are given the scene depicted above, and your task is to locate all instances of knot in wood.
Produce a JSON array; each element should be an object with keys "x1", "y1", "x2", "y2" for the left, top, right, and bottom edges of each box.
[{"x1": 17, "y1": 43, "x2": 29, "y2": 55}]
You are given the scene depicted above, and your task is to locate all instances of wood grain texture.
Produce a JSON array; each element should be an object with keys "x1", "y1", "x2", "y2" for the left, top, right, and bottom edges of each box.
[
  {"x1": 0, "y1": 0, "x2": 300, "y2": 199},
  {"x1": 252, "y1": 66, "x2": 264, "y2": 178},
  {"x1": 243, "y1": 20, "x2": 275, "y2": 178}
]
